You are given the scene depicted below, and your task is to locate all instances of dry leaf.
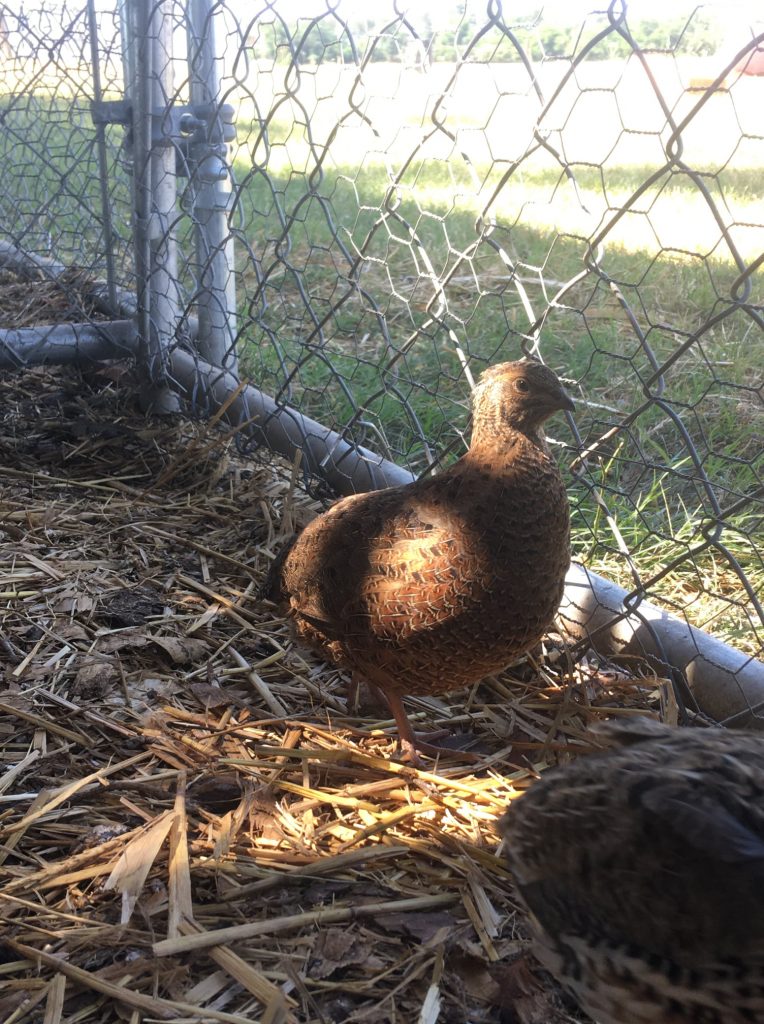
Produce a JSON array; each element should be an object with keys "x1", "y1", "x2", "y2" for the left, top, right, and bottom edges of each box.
[
  {"x1": 187, "y1": 682, "x2": 244, "y2": 709},
  {"x1": 72, "y1": 660, "x2": 121, "y2": 699},
  {"x1": 54, "y1": 591, "x2": 96, "y2": 614},
  {"x1": 378, "y1": 910, "x2": 458, "y2": 948},
  {"x1": 95, "y1": 630, "x2": 151, "y2": 655},
  {"x1": 0, "y1": 691, "x2": 34, "y2": 712},
  {"x1": 151, "y1": 636, "x2": 209, "y2": 665},
  {"x1": 309, "y1": 928, "x2": 382, "y2": 979},
  {"x1": 448, "y1": 951, "x2": 501, "y2": 1004},
  {"x1": 99, "y1": 587, "x2": 165, "y2": 627},
  {"x1": 57, "y1": 621, "x2": 90, "y2": 641},
  {"x1": 130, "y1": 676, "x2": 183, "y2": 704}
]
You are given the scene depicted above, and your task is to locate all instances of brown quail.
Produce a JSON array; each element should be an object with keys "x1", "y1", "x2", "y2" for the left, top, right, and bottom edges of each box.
[
  {"x1": 499, "y1": 717, "x2": 764, "y2": 1024},
  {"x1": 265, "y1": 358, "x2": 573, "y2": 763}
]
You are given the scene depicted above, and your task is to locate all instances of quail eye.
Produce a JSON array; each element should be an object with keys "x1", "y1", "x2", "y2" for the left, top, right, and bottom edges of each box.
[{"x1": 515, "y1": 378, "x2": 529, "y2": 393}]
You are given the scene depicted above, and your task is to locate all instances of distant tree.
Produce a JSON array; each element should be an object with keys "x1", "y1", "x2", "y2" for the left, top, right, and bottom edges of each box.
[
  {"x1": 588, "y1": 12, "x2": 722, "y2": 58},
  {"x1": 246, "y1": 7, "x2": 723, "y2": 66}
]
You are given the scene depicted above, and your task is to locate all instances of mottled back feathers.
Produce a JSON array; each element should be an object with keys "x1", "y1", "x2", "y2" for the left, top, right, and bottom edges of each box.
[
  {"x1": 500, "y1": 720, "x2": 764, "y2": 1024},
  {"x1": 269, "y1": 359, "x2": 573, "y2": 702}
]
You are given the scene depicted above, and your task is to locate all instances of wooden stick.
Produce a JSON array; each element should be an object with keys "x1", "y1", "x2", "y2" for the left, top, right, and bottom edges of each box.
[{"x1": 154, "y1": 893, "x2": 458, "y2": 957}]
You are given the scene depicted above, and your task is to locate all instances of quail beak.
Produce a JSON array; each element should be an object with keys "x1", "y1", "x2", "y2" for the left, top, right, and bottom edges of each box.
[
  {"x1": 555, "y1": 388, "x2": 575, "y2": 413},
  {"x1": 537, "y1": 388, "x2": 574, "y2": 421}
]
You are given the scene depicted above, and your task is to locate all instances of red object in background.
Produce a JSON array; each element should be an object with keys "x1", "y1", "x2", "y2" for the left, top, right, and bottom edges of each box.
[{"x1": 736, "y1": 45, "x2": 764, "y2": 75}]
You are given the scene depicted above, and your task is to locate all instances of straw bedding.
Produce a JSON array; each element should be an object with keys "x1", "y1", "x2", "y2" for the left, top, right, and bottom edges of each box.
[{"x1": 0, "y1": 269, "x2": 664, "y2": 1023}]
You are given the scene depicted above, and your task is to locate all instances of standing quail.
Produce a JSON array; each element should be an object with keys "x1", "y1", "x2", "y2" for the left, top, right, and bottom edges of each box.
[
  {"x1": 499, "y1": 717, "x2": 764, "y2": 1023},
  {"x1": 264, "y1": 358, "x2": 573, "y2": 763}
]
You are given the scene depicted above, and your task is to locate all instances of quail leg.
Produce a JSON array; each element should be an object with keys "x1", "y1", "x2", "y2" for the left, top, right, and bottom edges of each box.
[
  {"x1": 386, "y1": 690, "x2": 426, "y2": 767},
  {"x1": 384, "y1": 690, "x2": 471, "y2": 767}
]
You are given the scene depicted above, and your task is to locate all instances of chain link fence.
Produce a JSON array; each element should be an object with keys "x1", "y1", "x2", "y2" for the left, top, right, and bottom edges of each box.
[{"x1": 1, "y1": 0, "x2": 762, "y2": 718}]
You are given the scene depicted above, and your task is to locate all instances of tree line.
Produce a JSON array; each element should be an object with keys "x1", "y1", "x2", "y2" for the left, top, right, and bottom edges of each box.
[{"x1": 247, "y1": 9, "x2": 721, "y2": 65}]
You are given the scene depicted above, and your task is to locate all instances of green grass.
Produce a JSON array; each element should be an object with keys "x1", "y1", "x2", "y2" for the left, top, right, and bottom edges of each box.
[
  {"x1": 230, "y1": 144, "x2": 763, "y2": 658},
  {"x1": 1, "y1": 92, "x2": 762, "y2": 660}
]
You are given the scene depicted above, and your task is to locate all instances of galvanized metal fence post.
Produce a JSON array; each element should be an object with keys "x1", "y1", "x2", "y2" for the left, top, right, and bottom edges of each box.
[
  {"x1": 126, "y1": 0, "x2": 182, "y2": 411},
  {"x1": 185, "y1": 0, "x2": 238, "y2": 371}
]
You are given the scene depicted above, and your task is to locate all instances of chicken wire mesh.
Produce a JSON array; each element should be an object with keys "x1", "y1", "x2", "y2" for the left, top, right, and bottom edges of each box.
[{"x1": 0, "y1": 0, "x2": 762, "y2": 708}]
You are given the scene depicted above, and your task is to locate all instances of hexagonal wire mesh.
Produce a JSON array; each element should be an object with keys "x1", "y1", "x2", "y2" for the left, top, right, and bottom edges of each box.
[{"x1": 0, "y1": 0, "x2": 762, "y2": 719}]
